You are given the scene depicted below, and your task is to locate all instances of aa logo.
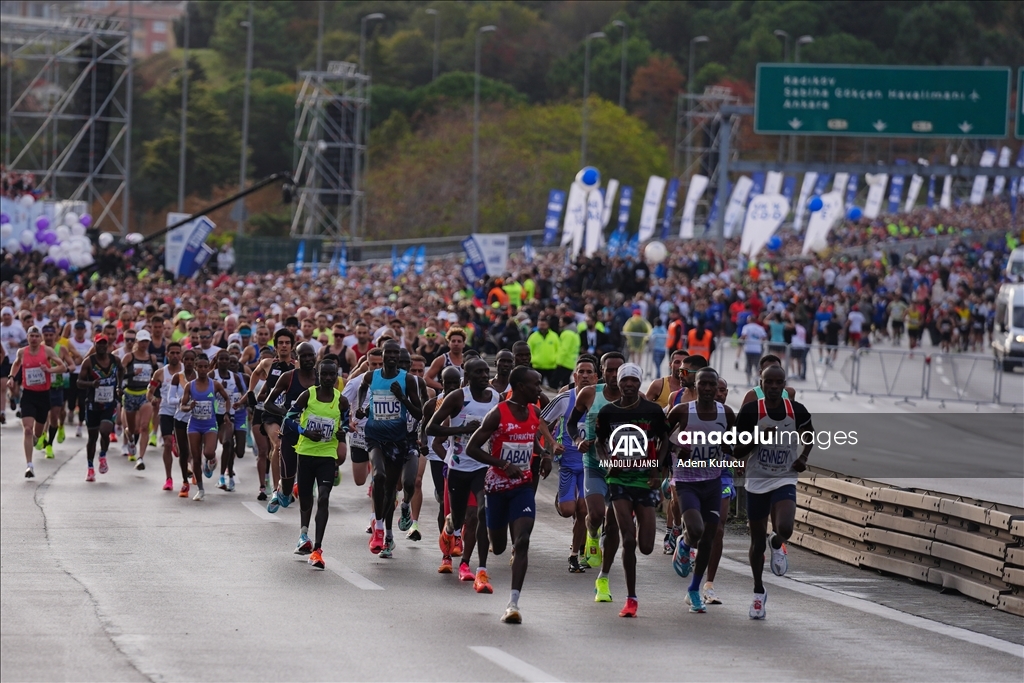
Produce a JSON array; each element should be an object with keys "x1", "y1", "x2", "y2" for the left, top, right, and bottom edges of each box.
[{"x1": 609, "y1": 424, "x2": 649, "y2": 459}]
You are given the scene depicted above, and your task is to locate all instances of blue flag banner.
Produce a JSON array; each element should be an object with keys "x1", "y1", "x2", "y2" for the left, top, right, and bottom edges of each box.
[
  {"x1": 781, "y1": 176, "x2": 797, "y2": 203},
  {"x1": 391, "y1": 245, "x2": 399, "y2": 279},
  {"x1": 812, "y1": 173, "x2": 832, "y2": 197},
  {"x1": 888, "y1": 175, "x2": 905, "y2": 214},
  {"x1": 177, "y1": 216, "x2": 216, "y2": 279},
  {"x1": 311, "y1": 249, "x2": 320, "y2": 277},
  {"x1": 461, "y1": 264, "x2": 478, "y2": 286},
  {"x1": 616, "y1": 186, "x2": 633, "y2": 234},
  {"x1": 845, "y1": 175, "x2": 859, "y2": 209},
  {"x1": 461, "y1": 237, "x2": 487, "y2": 278},
  {"x1": 414, "y1": 245, "x2": 426, "y2": 275},
  {"x1": 328, "y1": 244, "x2": 338, "y2": 272},
  {"x1": 542, "y1": 189, "x2": 566, "y2": 246},
  {"x1": 659, "y1": 178, "x2": 680, "y2": 240},
  {"x1": 626, "y1": 232, "x2": 640, "y2": 259},
  {"x1": 192, "y1": 244, "x2": 216, "y2": 276},
  {"x1": 927, "y1": 176, "x2": 936, "y2": 209},
  {"x1": 522, "y1": 236, "x2": 536, "y2": 263},
  {"x1": 294, "y1": 240, "x2": 305, "y2": 274},
  {"x1": 397, "y1": 246, "x2": 415, "y2": 276},
  {"x1": 339, "y1": 245, "x2": 348, "y2": 277},
  {"x1": 749, "y1": 172, "x2": 765, "y2": 203},
  {"x1": 706, "y1": 181, "x2": 728, "y2": 234}
]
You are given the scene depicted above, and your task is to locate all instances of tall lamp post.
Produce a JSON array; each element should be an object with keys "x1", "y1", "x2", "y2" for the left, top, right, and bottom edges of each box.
[
  {"x1": 612, "y1": 20, "x2": 627, "y2": 109},
  {"x1": 356, "y1": 12, "x2": 384, "y2": 239},
  {"x1": 580, "y1": 31, "x2": 606, "y2": 167},
  {"x1": 684, "y1": 35, "x2": 709, "y2": 180},
  {"x1": 472, "y1": 25, "x2": 497, "y2": 234},
  {"x1": 773, "y1": 29, "x2": 790, "y2": 62},
  {"x1": 178, "y1": 7, "x2": 189, "y2": 213},
  {"x1": 235, "y1": 1, "x2": 254, "y2": 236},
  {"x1": 426, "y1": 8, "x2": 439, "y2": 81},
  {"x1": 790, "y1": 35, "x2": 813, "y2": 162},
  {"x1": 359, "y1": 12, "x2": 385, "y2": 74}
]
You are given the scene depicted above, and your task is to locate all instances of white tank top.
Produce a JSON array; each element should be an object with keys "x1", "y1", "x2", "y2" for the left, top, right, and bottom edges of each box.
[
  {"x1": 173, "y1": 372, "x2": 195, "y2": 422},
  {"x1": 159, "y1": 364, "x2": 182, "y2": 416},
  {"x1": 69, "y1": 338, "x2": 93, "y2": 373},
  {"x1": 426, "y1": 393, "x2": 444, "y2": 462},
  {"x1": 671, "y1": 402, "x2": 727, "y2": 483},
  {"x1": 446, "y1": 386, "x2": 499, "y2": 472},
  {"x1": 746, "y1": 399, "x2": 799, "y2": 494}
]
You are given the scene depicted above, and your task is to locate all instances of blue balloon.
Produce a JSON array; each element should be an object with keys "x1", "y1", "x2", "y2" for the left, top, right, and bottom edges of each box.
[
  {"x1": 808, "y1": 196, "x2": 824, "y2": 212},
  {"x1": 767, "y1": 235, "x2": 782, "y2": 251},
  {"x1": 847, "y1": 206, "x2": 863, "y2": 221},
  {"x1": 577, "y1": 166, "x2": 600, "y2": 189}
]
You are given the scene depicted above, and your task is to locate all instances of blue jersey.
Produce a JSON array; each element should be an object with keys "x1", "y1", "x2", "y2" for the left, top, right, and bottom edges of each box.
[{"x1": 365, "y1": 369, "x2": 409, "y2": 444}]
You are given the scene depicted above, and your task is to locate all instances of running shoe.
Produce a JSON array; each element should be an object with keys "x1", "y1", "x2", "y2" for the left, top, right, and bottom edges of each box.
[
  {"x1": 45, "y1": 444, "x2": 54, "y2": 459},
  {"x1": 202, "y1": 457, "x2": 215, "y2": 479},
  {"x1": 134, "y1": 459, "x2": 145, "y2": 471},
  {"x1": 308, "y1": 548, "x2": 325, "y2": 570},
  {"x1": 125, "y1": 439, "x2": 135, "y2": 457},
  {"x1": 257, "y1": 488, "x2": 267, "y2": 501},
  {"x1": 685, "y1": 589, "x2": 706, "y2": 613},
  {"x1": 75, "y1": 425, "x2": 82, "y2": 438},
  {"x1": 35, "y1": 435, "x2": 45, "y2": 450},
  {"x1": 148, "y1": 433, "x2": 157, "y2": 448},
  {"x1": 618, "y1": 597, "x2": 638, "y2": 618},
  {"x1": 280, "y1": 492, "x2": 293, "y2": 508},
  {"x1": 267, "y1": 491, "x2": 282, "y2": 513},
  {"x1": 162, "y1": 477, "x2": 173, "y2": 491},
  {"x1": 452, "y1": 535, "x2": 463, "y2": 557},
  {"x1": 179, "y1": 482, "x2": 190, "y2": 498},
  {"x1": 227, "y1": 476, "x2": 236, "y2": 492},
  {"x1": 749, "y1": 592, "x2": 767, "y2": 619},
  {"x1": 703, "y1": 585, "x2": 722, "y2": 605},
  {"x1": 673, "y1": 542, "x2": 695, "y2": 578},
  {"x1": 86, "y1": 468, "x2": 96, "y2": 483},
  {"x1": 109, "y1": 432, "x2": 117, "y2": 443},
  {"x1": 458, "y1": 562, "x2": 474, "y2": 582},
  {"x1": 769, "y1": 533, "x2": 789, "y2": 576},
  {"x1": 294, "y1": 533, "x2": 313, "y2": 555},
  {"x1": 57, "y1": 425, "x2": 65, "y2": 443},
  {"x1": 398, "y1": 504, "x2": 412, "y2": 532},
  {"x1": 369, "y1": 528, "x2": 385, "y2": 554},
  {"x1": 594, "y1": 576, "x2": 612, "y2": 603},
  {"x1": 98, "y1": 456, "x2": 108, "y2": 474},
  {"x1": 193, "y1": 489, "x2": 205, "y2": 502},
  {"x1": 568, "y1": 555, "x2": 586, "y2": 573},
  {"x1": 292, "y1": 482, "x2": 298, "y2": 499},
  {"x1": 585, "y1": 532, "x2": 602, "y2": 568},
  {"x1": 474, "y1": 569, "x2": 493, "y2": 594},
  {"x1": 438, "y1": 529, "x2": 454, "y2": 556},
  {"x1": 218, "y1": 475, "x2": 227, "y2": 491},
  {"x1": 500, "y1": 604, "x2": 522, "y2": 624},
  {"x1": 379, "y1": 537, "x2": 395, "y2": 559},
  {"x1": 333, "y1": 469, "x2": 341, "y2": 486},
  {"x1": 24, "y1": 467, "x2": 34, "y2": 478},
  {"x1": 438, "y1": 556, "x2": 453, "y2": 573},
  {"x1": 406, "y1": 521, "x2": 421, "y2": 541},
  {"x1": 662, "y1": 531, "x2": 675, "y2": 554}
]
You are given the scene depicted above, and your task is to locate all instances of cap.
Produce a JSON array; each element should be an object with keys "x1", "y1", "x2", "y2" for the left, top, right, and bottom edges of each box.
[
  {"x1": 94, "y1": 333, "x2": 109, "y2": 343},
  {"x1": 73, "y1": 321, "x2": 87, "y2": 329},
  {"x1": 618, "y1": 363, "x2": 643, "y2": 382},
  {"x1": 176, "y1": 311, "x2": 194, "y2": 321},
  {"x1": 0, "y1": 307, "x2": 13, "y2": 316},
  {"x1": 136, "y1": 330, "x2": 152, "y2": 342},
  {"x1": 228, "y1": 333, "x2": 242, "y2": 343}
]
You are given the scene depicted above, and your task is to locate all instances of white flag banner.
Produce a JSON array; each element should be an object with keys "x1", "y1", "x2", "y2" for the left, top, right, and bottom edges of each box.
[
  {"x1": 992, "y1": 147, "x2": 1012, "y2": 197},
  {"x1": 583, "y1": 189, "x2": 604, "y2": 257},
  {"x1": 904, "y1": 175, "x2": 924, "y2": 213},
  {"x1": 600, "y1": 179, "x2": 619, "y2": 228},
  {"x1": 561, "y1": 183, "x2": 587, "y2": 247},
  {"x1": 763, "y1": 171, "x2": 784, "y2": 196},
  {"x1": 940, "y1": 154, "x2": 957, "y2": 209},
  {"x1": 740, "y1": 194, "x2": 790, "y2": 258},
  {"x1": 723, "y1": 176, "x2": 754, "y2": 238},
  {"x1": 679, "y1": 174, "x2": 709, "y2": 239},
  {"x1": 637, "y1": 176, "x2": 667, "y2": 242},
  {"x1": 832, "y1": 173, "x2": 849, "y2": 197},
  {"x1": 863, "y1": 173, "x2": 889, "y2": 220},
  {"x1": 802, "y1": 191, "x2": 844, "y2": 256},
  {"x1": 970, "y1": 149, "x2": 997, "y2": 205},
  {"x1": 793, "y1": 172, "x2": 818, "y2": 233}
]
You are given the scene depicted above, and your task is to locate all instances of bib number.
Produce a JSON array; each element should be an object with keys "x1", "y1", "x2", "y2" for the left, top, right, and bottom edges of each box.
[
  {"x1": 306, "y1": 415, "x2": 336, "y2": 442},
  {"x1": 24, "y1": 367, "x2": 46, "y2": 387},
  {"x1": 134, "y1": 364, "x2": 153, "y2": 382},
  {"x1": 193, "y1": 400, "x2": 213, "y2": 420},
  {"x1": 94, "y1": 385, "x2": 115, "y2": 403},
  {"x1": 371, "y1": 391, "x2": 402, "y2": 421},
  {"x1": 349, "y1": 430, "x2": 367, "y2": 449},
  {"x1": 499, "y1": 441, "x2": 532, "y2": 467}
]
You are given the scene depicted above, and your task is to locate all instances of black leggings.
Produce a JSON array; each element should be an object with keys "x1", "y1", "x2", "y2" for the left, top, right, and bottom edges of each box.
[
  {"x1": 297, "y1": 454, "x2": 337, "y2": 551},
  {"x1": 429, "y1": 460, "x2": 446, "y2": 532}
]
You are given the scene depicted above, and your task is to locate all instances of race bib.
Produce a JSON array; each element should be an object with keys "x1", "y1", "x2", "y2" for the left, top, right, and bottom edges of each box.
[
  {"x1": 94, "y1": 385, "x2": 115, "y2": 403},
  {"x1": 306, "y1": 415, "x2": 336, "y2": 442},
  {"x1": 24, "y1": 366, "x2": 46, "y2": 387},
  {"x1": 499, "y1": 441, "x2": 533, "y2": 466},
  {"x1": 371, "y1": 390, "x2": 402, "y2": 421},
  {"x1": 349, "y1": 430, "x2": 367, "y2": 449},
  {"x1": 134, "y1": 364, "x2": 153, "y2": 382},
  {"x1": 192, "y1": 400, "x2": 213, "y2": 420},
  {"x1": 755, "y1": 446, "x2": 792, "y2": 474}
]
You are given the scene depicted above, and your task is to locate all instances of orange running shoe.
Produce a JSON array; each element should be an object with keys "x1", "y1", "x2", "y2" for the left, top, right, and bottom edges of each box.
[
  {"x1": 452, "y1": 535, "x2": 463, "y2": 557},
  {"x1": 619, "y1": 597, "x2": 638, "y2": 618},
  {"x1": 178, "y1": 482, "x2": 189, "y2": 498},
  {"x1": 474, "y1": 569, "x2": 493, "y2": 594},
  {"x1": 309, "y1": 548, "x2": 325, "y2": 570},
  {"x1": 438, "y1": 556, "x2": 453, "y2": 573},
  {"x1": 438, "y1": 530, "x2": 454, "y2": 556},
  {"x1": 293, "y1": 482, "x2": 299, "y2": 498}
]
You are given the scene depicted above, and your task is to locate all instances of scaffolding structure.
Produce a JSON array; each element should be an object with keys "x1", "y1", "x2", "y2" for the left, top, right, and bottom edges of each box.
[
  {"x1": 2, "y1": 14, "x2": 132, "y2": 234},
  {"x1": 291, "y1": 62, "x2": 369, "y2": 241},
  {"x1": 675, "y1": 86, "x2": 743, "y2": 184}
]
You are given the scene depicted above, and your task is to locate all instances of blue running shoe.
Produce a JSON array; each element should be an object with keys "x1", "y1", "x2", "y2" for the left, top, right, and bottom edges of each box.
[
  {"x1": 685, "y1": 589, "x2": 706, "y2": 613},
  {"x1": 673, "y1": 541, "x2": 693, "y2": 578},
  {"x1": 398, "y1": 504, "x2": 412, "y2": 532},
  {"x1": 267, "y1": 491, "x2": 281, "y2": 514},
  {"x1": 294, "y1": 533, "x2": 313, "y2": 555},
  {"x1": 202, "y1": 456, "x2": 216, "y2": 479},
  {"x1": 280, "y1": 493, "x2": 294, "y2": 508}
]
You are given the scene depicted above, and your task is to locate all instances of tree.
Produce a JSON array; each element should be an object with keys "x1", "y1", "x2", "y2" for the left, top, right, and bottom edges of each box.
[
  {"x1": 212, "y1": 70, "x2": 295, "y2": 179},
  {"x1": 173, "y1": 1, "x2": 223, "y2": 50},
  {"x1": 628, "y1": 54, "x2": 683, "y2": 139},
  {"x1": 209, "y1": 1, "x2": 304, "y2": 75}
]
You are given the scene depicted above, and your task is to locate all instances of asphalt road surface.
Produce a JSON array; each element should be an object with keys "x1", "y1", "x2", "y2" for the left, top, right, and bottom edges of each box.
[{"x1": 2, "y1": 414, "x2": 1022, "y2": 682}]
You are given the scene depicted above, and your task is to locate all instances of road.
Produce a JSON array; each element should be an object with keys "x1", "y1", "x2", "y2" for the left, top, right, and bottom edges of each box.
[{"x1": 2, "y1": 418, "x2": 1022, "y2": 682}]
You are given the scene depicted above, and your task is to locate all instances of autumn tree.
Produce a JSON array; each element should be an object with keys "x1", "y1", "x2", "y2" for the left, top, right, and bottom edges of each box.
[{"x1": 628, "y1": 55, "x2": 683, "y2": 139}]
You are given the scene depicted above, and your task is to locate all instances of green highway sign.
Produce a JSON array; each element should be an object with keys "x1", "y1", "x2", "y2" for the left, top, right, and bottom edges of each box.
[
  {"x1": 755, "y1": 64, "x2": 1010, "y2": 138},
  {"x1": 1017, "y1": 68, "x2": 1023, "y2": 139}
]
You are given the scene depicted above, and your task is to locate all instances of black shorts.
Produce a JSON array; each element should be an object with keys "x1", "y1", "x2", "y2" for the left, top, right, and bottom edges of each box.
[
  {"x1": 159, "y1": 414, "x2": 176, "y2": 437},
  {"x1": 940, "y1": 330, "x2": 952, "y2": 342},
  {"x1": 21, "y1": 390, "x2": 52, "y2": 422},
  {"x1": 175, "y1": 418, "x2": 189, "y2": 433},
  {"x1": 907, "y1": 327, "x2": 922, "y2": 340},
  {"x1": 891, "y1": 321, "x2": 904, "y2": 333},
  {"x1": 49, "y1": 388, "x2": 64, "y2": 408},
  {"x1": 350, "y1": 446, "x2": 369, "y2": 464},
  {"x1": 447, "y1": 468, "x2": 486, "y2": 517},
  {"x1": 746, "y1": 484, "x2": 797, "y2": 521},
  {"x1": 367, "y1": 439, "x2": 409, "y2": 463},
  {"x1": 608, "y1": 484, "x2": 659, "y2": 508},
  {"x1": 0, "y1": 357, "x2": 10, "y2": 379},
  {"x1": 216, "y1": 412, "x2": 227, "y2": 428},
  {"x1": 252, "y1": 408, "x2": 265, "y2": 425},
  {"x1": 260, "y1": 413, "x2": 282, "y2": 436},
  {"x1": 297, "y1": 454, "x2": 337, "y2": 499},
  {"x1": 86, "y1": 403, "x2": 117, "y2": 429}
]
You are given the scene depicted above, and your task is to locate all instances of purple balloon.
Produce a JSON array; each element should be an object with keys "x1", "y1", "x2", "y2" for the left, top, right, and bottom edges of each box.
[
  {"x1": 43, "y1": 256, "x2": 55, "y2": 265},
  {"x1": 35, "y1": 216, "x2": 50, "y2": 231},
  {"x1": 42, "y1": 231, "x2": 59, "y2": 245},
  {"x1": 57, "y1": 258, "x2": 70, "y2": 270},
  {"x1": 0, "y1": 213, "x2": 9, "y2": 224},
  {"x1": 22, "y1": 243, "x2": 33, "y2": 253},
  {"x1": 79, "y1": 214, "x2": 92, "y2": 227}
]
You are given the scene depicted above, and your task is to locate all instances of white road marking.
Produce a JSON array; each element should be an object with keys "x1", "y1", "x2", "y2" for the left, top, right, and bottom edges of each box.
[
  {"x1": 241, "y1": 501, "x2": 288, "y2": 523},
  {"x1": 717, "y1": 558, "x2": 1023, "y2": 658},
  {"x1": 785, "y1": 574, "x2": 880, "y2": 583},
  {"x1": 469, "y1": 646, "x2": 562, "y2": 683},
  {"x1": 323, "y1": 558, "x2": 384, "y2": 590}
]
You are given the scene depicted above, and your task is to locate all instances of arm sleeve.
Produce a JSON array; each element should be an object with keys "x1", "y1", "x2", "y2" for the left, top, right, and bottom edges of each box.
[{"x1": 735, "y1": 402, "x2": 758, "y2": 433}]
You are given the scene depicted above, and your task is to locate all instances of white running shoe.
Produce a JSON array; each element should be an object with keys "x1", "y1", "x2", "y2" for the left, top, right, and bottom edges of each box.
[
  {"x1": 193, "y1": 489, "x2": 205, "y2": 502},
  {"x1": 768, "y1": 532, "x2": 789, "y2": 576},
  {"x1": 75, "y1": 425, "x2": 82, "y2": 438},
  {"x1": 749, "y1": 592, "x2": 767, "y2": 619},
  {"x1": 703, "y1": 586, "x2": 722, "y2": 605}
]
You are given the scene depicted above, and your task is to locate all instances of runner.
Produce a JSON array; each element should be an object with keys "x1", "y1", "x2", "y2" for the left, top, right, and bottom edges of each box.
[
  {"x1": 287, "y1": 357, "x2": 350, "y2": 570},
  {"x1": 644, "y1": 349, "x2": 687, "y2": 408},
  {"x1": 1, "y1": 306, "x2": 27, "y2": 424},
  {"x1": 665, "y1": 367, "x2": 735, "y2": 614},
  {"x1": 8, "y1": 326, "x2": 67, "y2": 477},
  {"x1": 77, "y1": 335, "x2": 123, "y2": 482},
  {"x1": 490, "y1": 349, "x2": 514, "y2": 394},
  {"x1": 594, "y1": 363, "x2": 669, "y2": 618},
  {"x1": 246, "y1": 345, "x2": 275, "y2": 499},
  {"x1": 218, "y1": 349, "x2": 249, "y2": 492},
  {"x1": 733, "y1": 365, "x2": 814, "y2": 619},
  {"x1": 427, "y1": 358, "x2": 498, "y2": 587},
  {"x1": 41, "y1": 324, "x2": 79, "y2": 458},
  {"x1": 356, "y1": 339, "x2": 423, "y2": 557},
  {"x1": 341, "y1": 347, "x2": 381, "y2": 496},
  {"x1": 405, "y1": 353, "x2": 435, "y2": 542},
  {"x1": 465, "y1": 365, "x2": 557, "y2": 623},
  {"x1": 170, "y1": 350, "x2": 198, "y2": 497},
  {"x1": 65, "y1": 320, "x2": 94, "y2": 437},
  {"x1": 703, "y1": 375, "x2": 732, "y2": 605},
  {"x1": 740, "y1": 354, "x2": 797, "y2": 406},
  {"x1": 419, "y1": 366, "x2": 461, "y2": 568},
  {"x1": 424, "y1": 326, "x2": 466, "y2": 391},
  {"x1": 178, "y1": 354, "x2": 232, "y2": 501},
  {"x1": 666, "y1": 354, "x2": 708, "y2": 406},
  {"x1": 120, "y1": 329, "x2": 158, "y2": 469},
  {"x1": 395, "y1": 349, "x2": 428, "y2": 542},
  {"x1": 147, "y1": 341, "x2": 184, "y2": 491},
  {"x1": 263, "y1": 342, "x2": 319, "y2": 512},
  {"x1": 248, "y1": 329, "x2": 296, "y2": 503}
]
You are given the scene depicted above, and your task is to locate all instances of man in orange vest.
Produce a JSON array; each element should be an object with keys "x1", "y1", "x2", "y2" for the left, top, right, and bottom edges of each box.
[
  {"x1": 686, "y1": 318, "x2": 715, "y2": 362},
  {"x1": 666, "y1": 308, "x2": 687, "y2": 354}
]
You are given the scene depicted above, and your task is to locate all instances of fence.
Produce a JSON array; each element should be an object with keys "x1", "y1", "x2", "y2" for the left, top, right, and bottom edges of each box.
[{"x1": 790, "y1": 466, "x2": 1024, "y2": 617}]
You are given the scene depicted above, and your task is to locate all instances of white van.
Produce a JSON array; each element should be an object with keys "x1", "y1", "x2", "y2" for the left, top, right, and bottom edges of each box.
[
  {"x1": 1006, "y1": 246, "x2": 1024, "y2": 283},
  {"x1": 992, "y1": 283, "x2": 1024, "y2": 372}
]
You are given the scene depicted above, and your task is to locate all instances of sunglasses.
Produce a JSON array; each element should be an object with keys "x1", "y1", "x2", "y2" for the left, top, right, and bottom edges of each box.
[
  {"x1": 424, "y1": 333, "x2": 436, "y2": 338},
  {"x1": 200, "y1": 335, "x2": 212, "y2": 340}
]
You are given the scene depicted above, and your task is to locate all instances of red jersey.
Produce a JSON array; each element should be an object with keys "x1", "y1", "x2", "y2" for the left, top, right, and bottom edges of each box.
[
  {"x1": 21, "y1": 345, "x2": 52, "y2": 392},
  {"x1": 485, "y1": 402, "x2": 540, "y2": 493}
]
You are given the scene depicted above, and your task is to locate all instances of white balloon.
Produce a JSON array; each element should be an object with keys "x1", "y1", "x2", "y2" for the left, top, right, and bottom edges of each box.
[
  {"x1": 55, "y1": 225, "x2": 71, "y2": 242},
  {"x1": 48, "y1": 245, "x2": 62, "y2": 258},
  {"x1": 98, "y1": 232, "x2": 114, "y2": 248},
  {"x1": 19, "y1": 230, "x2": 35, "y2": 246},
  {"x1": 644, "y1": 240, "x2": 668, "y2": 264},
  {"x1": 0, "y1": 223, "x2": 12, "y2": 239},
  {"x1": 126, "y1": 232, "x2": 144, "y2": 245},
  {"x1": 63, "y1": 212, "x2": 78, "y2": 227},
  {"x1": 69, "y1": 236, "x2": 90, "y2": 252},
  {"x1": 34, "y1": 239, "x2": 48, "y2": 253},
  {"x1": 20, "y1": 194, "x2": 35, "y2": 207},
  {"x1": 79, "y1": 252, "x2": 95, "y2": 267},
  {"x1": 70, "y1": 223, "x2": 86, "y2": 237}
]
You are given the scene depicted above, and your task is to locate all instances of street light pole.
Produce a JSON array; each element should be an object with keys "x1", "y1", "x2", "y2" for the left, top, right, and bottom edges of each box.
[
  {"x1": 773, "y1": 29, "x2": 790, "y2": 63},
  {"x1": 473, "y1": 24, "x2": 497, "y2": 234},
  {"x1": 790, "y1": 35, "x2": 813, "y2": 162},
  {"x1": 359, "y1": 12, "x2": 385, "y2": 75},
  {"x1": 235, "y1": 1, "x2": 254, "y2": 236},
  {"x1": 177, "y1": 7, "x2": 189, "y2": 213},
  {"x1": 613, "y1": 20, "x2": 627, "y2": 109},
  {"x1": 356, "y1": 13, "x2": 384, "y2": 239},
  {"x1": 580, "y1": 31, "x2": 606, "y2": 167},
  {"x1": 315, "y1": 0, "x2": 324, "y2": 72},
  {"x1": 684, "y1": 35, "x2": 709, "y2": 180},
  {"x1": 426, "y1": 8, "x2": 439, "y2": 81}
]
